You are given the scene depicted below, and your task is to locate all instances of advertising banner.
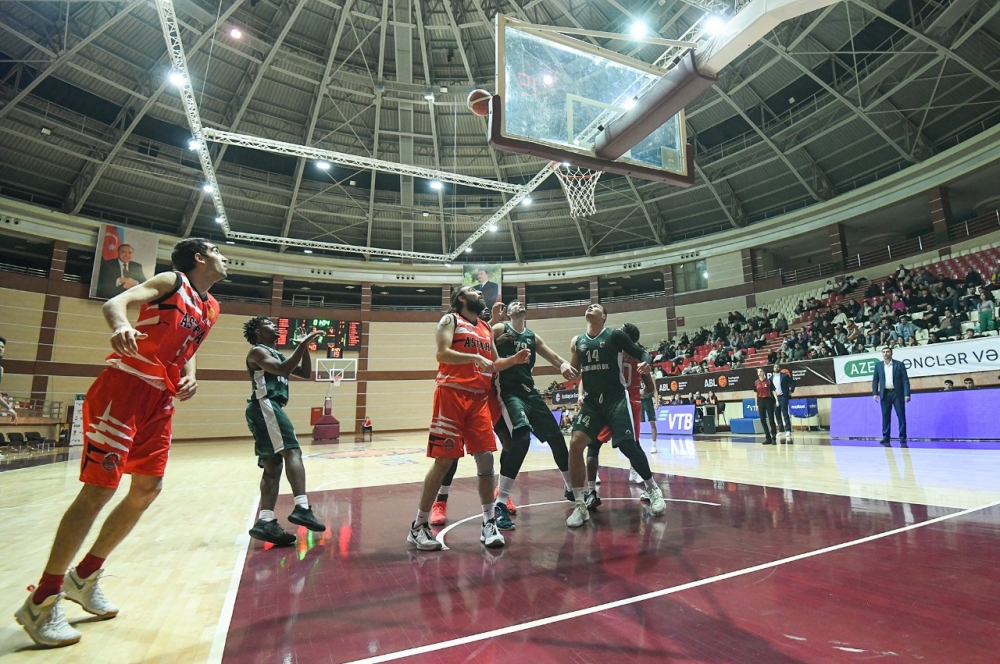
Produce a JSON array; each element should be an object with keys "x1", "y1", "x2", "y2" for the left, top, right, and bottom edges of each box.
[
  {"x1": 90, "y1": 223, "x2": 159, "y2": 300},
  {"x1": 833, "y1": 337, "x2": 1000, "y2": 384},
  {"x1": 656, "y1": 359, "x2": 835, "y2": 395},
  {"x1": 655, "y1": 405, "x2": 697, "y2": 435},
  {"x1": 830, "y1": 390, "x2": 1000, "y2": 440},
  {"x1": 551, "y1": 388, "x2": 578, "y2": 405}
]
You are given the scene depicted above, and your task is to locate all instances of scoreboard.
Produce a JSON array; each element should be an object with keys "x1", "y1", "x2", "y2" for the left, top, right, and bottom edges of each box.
[{"x1": 275, "y1": 318, "x2": 362, "y2": 357}]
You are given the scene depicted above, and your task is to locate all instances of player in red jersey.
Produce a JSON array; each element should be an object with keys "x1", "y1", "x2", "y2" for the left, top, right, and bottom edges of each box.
[
  {"x1": 585, "y1": 323, "x2": 657, "y2": 509},
  {"x1": 15, "y1": 238, "x2": 227, "y2": 648},
  {"x1": 407, "y1": 286, "x2": 529, "y2": 552}
]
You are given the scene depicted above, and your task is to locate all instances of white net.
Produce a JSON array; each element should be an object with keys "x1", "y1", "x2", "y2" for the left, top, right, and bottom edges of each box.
[{"x1": 553, "y1": 164, "x2": 602, "y2": 218}]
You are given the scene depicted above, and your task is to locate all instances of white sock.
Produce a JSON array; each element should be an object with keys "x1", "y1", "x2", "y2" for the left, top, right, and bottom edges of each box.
[
  {"x1": 572, "y1": 487, "x2": 585, "y2": 503},
  {"x1": 560, "y1": 470, "x2": 572, "y2": 489},
  {"x1": 294, "y1": 495, "x2": 309, "y2": 509},
  {"x1": 644, "y1": 478, "x2": 657, "y2": 490},
  {"x1": 415, "y1": 509, "x2": 429, "y2": 526},
  {"x1": 259, "y1": 509, "x2": 275, "y2": 522},
  {"x1": 437, "y1": 485, "x2": 450, "y2": 496},
  {"x1": 588, "y1": 480, "x2": 597, "y2": 492},
  {"x1": 482, "y1": 503, "x2": 494, "y2": 523},
  {"x1": 496, "y1": 475, "x2": 515, "y2": 504}
]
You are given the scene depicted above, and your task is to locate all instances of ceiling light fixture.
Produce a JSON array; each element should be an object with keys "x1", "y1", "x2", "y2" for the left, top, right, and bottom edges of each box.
[
  {"x1": 316, "y1": 160, "x2": 331, "y2": 170},
  {"x1": 629, "y1": 21, "x2": 648, "y2": 39},
  {"x1": 704, "y1": 15, "x2": 726, "y2": 35},
  {"x1": 188, "y1": 138, "x2": 202, "y2": 151},
  {"x1": 430, "y1": 180, "x2": 443, "y2": 190},
  {"x1": 229, "y1": 27, "x2": 242, "y2": 39},
  {"x1": 488, "y1": 223, "x2": 498, "y2": 232},
  {"x1": 522, "y1": 196, "x2": 532, "y2": 206},
  {"x1": 202, "y1": 183, "x2": 214, "y2": 193},
  {"x1": 168, "y1": 71, "x2": 186, "y2": 87},
  {"x1": 303, "y1": 249, "x2": 313, "y2": 254}
]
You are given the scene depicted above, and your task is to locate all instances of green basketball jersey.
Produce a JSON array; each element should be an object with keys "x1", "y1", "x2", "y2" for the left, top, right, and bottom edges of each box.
[
  {"x1": 496, "y1": 323, "x2": 537, "y2": 392},
  {"x1": 576, "y1": 328, "x2": 625, "y2": 402},
  {"x1": 248, "y1": 345, "x2": 290, "y2": 406}
]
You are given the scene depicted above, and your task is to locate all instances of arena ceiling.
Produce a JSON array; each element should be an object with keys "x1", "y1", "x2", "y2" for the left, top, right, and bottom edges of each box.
[{"x1": 0, "y1": 0, "x2": 998, "y2": 264}]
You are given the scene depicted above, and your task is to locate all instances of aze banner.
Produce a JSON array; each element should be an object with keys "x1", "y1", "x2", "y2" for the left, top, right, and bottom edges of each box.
[
  {"x1": 833, "y1": 337, "x2": 1000, "y2": 384},
  {"x1": 656, "y1": 359, "x2": 836, "y2": 396}
]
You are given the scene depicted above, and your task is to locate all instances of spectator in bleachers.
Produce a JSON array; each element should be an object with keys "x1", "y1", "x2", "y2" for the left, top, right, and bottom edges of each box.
[
  {"x1": 963, "y1": 329, "x2": 979, "y2": 340},
  {"x1": 893, "y1": 316, "x2": 918, "y2": 343},
  {"x1": 943, "y1": 380, "x2": 955, "y2": 390},
  {"x1": 978, "y1": 293, "x2": 995, "y2": 332},
  {"x1": 936, "y1": 310, "x2": 959, "y2": 339},
  {"x1": 794, "y1": 300, "x2": 806, "y2": 316},
  {"x1": 864, "y1": 281, "x2": 883, "y2": 299},
  {"x1": 917, "y1": 267, "x2": 936, "y2": 287},
  {"x1": 964, "y1": 378, "x2": 976, "y2": 389},
  {"x1": 838, "y1": 275, "x2": 859, "y2": 296},
  {"x1": 927, "y1": 331, "x2": 942, "y2": 344},
  {"x1": 895, "y1": 264, "x2": 910, "y2": 281},
  {"x1": 965, "y1": 268, "x2": 983, "y2": 289},
  {"x1": 774, "y1": 313, "x2": 788, "y2": 334}
]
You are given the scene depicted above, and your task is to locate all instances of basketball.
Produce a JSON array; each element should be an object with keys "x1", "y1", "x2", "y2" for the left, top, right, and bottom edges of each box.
[{"x1": 467, "y1": 89, "x2": 492, "y2": 117}]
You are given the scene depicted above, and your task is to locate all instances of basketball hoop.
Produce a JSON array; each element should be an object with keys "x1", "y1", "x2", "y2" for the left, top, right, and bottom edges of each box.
[
  {"x1": 332, "y1": 374, "x2": 342, "y2": 388},
  {"x1": 553, "y1": 163, "x2": 602, "y2": 218}
]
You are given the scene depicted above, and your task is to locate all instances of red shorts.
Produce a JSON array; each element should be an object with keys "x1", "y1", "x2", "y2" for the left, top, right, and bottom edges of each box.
[
  {"x1": 596, "y1": 397, "x2": 641, "y2": 445},
  {"x1": 79, "y1": 369, "x2": 175, "y2": 488},
  {"x1": 427, "y1": 386, "x2": 497, "y2": 459}
]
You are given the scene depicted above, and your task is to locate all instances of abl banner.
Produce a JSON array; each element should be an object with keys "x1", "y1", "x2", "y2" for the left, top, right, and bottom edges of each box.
[{"x1": 833, "y1": 337, "x2": 1000, "y2": 383}]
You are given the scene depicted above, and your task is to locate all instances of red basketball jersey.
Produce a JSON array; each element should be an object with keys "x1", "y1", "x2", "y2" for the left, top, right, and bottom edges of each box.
[
  {"x1": 435, "y1": 313, "x2": 493, "y2": 392},
  {"x1": 107, "y1": 271, "x2": 219, "y2": 394},
  {"x1": 619, "y1": 354, "x2": 643, "y2": 401}
]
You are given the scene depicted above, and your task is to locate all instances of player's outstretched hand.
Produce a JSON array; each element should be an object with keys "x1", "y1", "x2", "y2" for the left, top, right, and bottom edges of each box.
[
  {"x1": 636, "y1": 362, "x2": 652, "y2": 375},
  {"x1": 559, "y1": 362, "x2": 579, "y2": 380},
  {"x1": 111, "y1": 327, "x2": 147, "y2": 357},
  {"x1": 298, "y1": 330, "x2": 324, "y2": 345},
  {"x1": 175, "y1": 375, "x2": 198, "y2": 401},
  {"x1": 512, "y1": 348, "x2": 531, "y2": 364},
  {"x1": 491, "y1": 301, "x2": 506, "y2": 322}
]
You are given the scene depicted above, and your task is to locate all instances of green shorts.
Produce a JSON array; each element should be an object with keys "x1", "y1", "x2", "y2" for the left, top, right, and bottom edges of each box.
[
  {"x1": 640, "y1": 396, "x2": 656, "y2": 422},
  {"x1": 498, "y1": 387, "x2": 564, "y2": 444},
  {"x1": 572, "y1": 393, "x2": 635, "y2": 448},
  {"x1": 246, "y1": 399, "x2": 300, "y2": 468}
]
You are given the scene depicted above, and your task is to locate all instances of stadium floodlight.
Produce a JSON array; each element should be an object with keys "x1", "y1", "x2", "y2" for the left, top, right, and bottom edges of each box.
[
  {"x1": 430, "y1": 180, "x2": 443, "y2": 190},
  {"x1": 704, "y1": 15, "x2": 726, "y2": 35},
  {"x1": 488, "y1": 223, "x2": 498, "y2": 232},
  {"x1": 316, "y1": 160, "x2": 331, "y2": 170},
  {"x1": 168, "y1": 70, "x2": 185, "y2": 87},
  {"x1": 202, "y1": 183, "x2": 214, "y2": 193},
  {"x1": 229, "y1": 27, "x2": 242, "y2": 39},
  {"x1": 629, "y1": 21, "x2": 648, "y2": 39}
]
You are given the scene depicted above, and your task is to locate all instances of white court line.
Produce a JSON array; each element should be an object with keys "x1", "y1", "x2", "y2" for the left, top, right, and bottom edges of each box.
[
  {"x1": 347, "y1": 498, "x2": 1000, "y2": 664},
  {"x1": 207, "y1": 495, "x2": 259, "y2": 664},
  {"x1": 435, "y1": 497, "x2": 722, "y2": 550}
]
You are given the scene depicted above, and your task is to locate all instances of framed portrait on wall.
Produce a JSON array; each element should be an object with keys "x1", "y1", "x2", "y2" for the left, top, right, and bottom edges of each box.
[
  {"x1": 463, "y1": 264, "x2": 503, "y2": 311},
  {"x1": 89, "y1": 224, "x2": 159, "y2": 300}
]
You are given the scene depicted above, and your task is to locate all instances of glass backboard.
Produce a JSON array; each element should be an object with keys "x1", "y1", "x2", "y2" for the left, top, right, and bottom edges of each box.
[{"x1": 496, "y1": 16, "x2": 689, "y2": 177}]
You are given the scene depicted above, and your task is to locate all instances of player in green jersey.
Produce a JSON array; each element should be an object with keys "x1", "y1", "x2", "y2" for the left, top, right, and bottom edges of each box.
[
  {"x1": 243, "y1": 317, "x2": 328, "y2": 545},
  {"x1": 566, "y1": 304, "x2": 666, "y2": 527},
  {"x1": 490, "y1": 299, "x2": 579, "y2": 530}
]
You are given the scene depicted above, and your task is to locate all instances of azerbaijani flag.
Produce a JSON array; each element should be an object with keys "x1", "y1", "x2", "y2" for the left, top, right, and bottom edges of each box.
[{"x1": 101, "y1": 226, "x2": 124, "y2": 260}]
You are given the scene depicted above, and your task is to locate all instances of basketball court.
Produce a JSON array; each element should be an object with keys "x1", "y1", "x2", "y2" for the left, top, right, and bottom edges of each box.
[{"x1": 3, "y1": 432, "x2": 1000, "y2": 662}]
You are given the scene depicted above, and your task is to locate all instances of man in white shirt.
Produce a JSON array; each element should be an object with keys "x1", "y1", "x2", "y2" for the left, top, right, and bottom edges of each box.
[
  {"x1": 771, "y1": 363, "x2": 794, "y2": 440},
  {"x1": 872, "y1": 346, "x2": 911, "y2": 446}
]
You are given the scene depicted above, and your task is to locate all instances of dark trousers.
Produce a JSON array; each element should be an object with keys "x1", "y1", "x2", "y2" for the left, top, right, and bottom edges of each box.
[
  {"x1": 775, "y1": 395, "x2": 792, "y2": 432},
  {"x1": 880, "y1": 389, "x2": 907, "y2": 441},
  {"x1": 756, "y1": 397, "x2": 777, "y2": 440}
]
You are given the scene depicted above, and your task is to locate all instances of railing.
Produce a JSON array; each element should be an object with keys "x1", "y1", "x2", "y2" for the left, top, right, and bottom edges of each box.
[
  {"x1": 213, "y1": 294, "x2": 271, "y2": 305},
  {"x1": 949, "y1": 210, "x2": 1000, "y2": 241},
  {"x1": 369, "y1": 304, "x2": 441, "y2": 312},
  {"x1": 280, "y1": 298, "x2": 362, "y2": 310},
  {"x1": 3, "y1": 397, "x2": 63, "y2": 420},
  {"x1": 0, "y1": 261, "x2": 48, "y2": 278},
  {"x1": 528, "y1": 298, "x2": 591, "y2": 309},
  {"x1": 777, "y1": 262, "x2": 836, "y2": 285},
  {"x1": 844, "y1": 232, "x2": 937, "y2": 270},
  {"x1": 601, "y1": 291, "x2": 664, "y2": 304}
]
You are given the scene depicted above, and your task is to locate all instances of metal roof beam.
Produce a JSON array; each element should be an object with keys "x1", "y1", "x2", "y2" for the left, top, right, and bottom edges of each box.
[{"x1": 63, "y1": 0, "x2": 250, "y2": 216}]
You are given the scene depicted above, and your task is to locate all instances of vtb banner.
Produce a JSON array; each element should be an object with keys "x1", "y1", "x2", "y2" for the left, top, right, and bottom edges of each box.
[{"x1": 833, "y1": 337, "x2": 1000, "y2": 383}]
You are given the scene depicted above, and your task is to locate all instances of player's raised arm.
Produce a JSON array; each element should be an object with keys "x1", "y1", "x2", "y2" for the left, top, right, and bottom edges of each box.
[
  {"x1": 249, "y1": 330, "x2": 323, "y2": 379},
  {"x1": 102, "y1": 271, "x2": 181, "y2": 357},
  {"x1": 536, "y1": 333, "x2": 579, "y2": 380},
  {"x1": 610, "y1": 328, "x2": 652, "y2": 373}
]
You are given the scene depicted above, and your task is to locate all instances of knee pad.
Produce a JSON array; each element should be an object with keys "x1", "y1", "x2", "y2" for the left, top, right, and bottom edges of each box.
[{"x1": 473, "y1": 451, "x2": 495, "y2": 477}]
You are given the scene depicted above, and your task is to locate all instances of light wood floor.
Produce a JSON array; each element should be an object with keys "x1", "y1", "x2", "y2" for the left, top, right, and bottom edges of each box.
[{"x1": 2, "y1": 433, "x2": 999, "y2": 662}]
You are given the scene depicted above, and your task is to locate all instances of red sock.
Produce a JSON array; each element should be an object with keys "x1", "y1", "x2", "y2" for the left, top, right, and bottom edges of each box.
[
  {"x1": 75, "y1": 553, "x2": 106, "y2": 580},
  {"x1": 32, "y1": 573, "x2": 65, "y2": 605}
]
